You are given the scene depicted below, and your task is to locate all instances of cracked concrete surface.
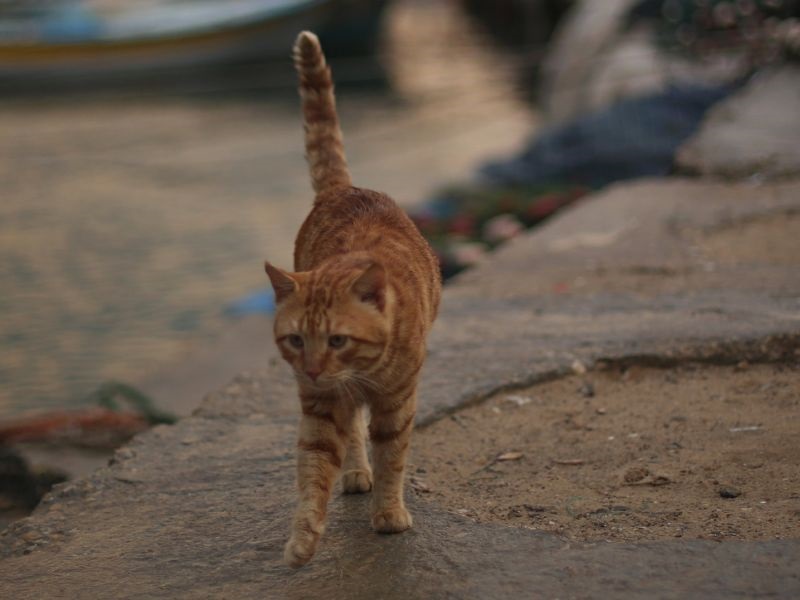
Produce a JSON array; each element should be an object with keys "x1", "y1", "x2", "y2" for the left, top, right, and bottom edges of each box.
[{"x1": 1, "y1": 178, "x2": 799, "y2": 598}]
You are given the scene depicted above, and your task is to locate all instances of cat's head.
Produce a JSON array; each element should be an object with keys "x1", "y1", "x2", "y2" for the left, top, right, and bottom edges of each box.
[{"x1": 264, "y1": 254, "x2": 389, "y2": 390}]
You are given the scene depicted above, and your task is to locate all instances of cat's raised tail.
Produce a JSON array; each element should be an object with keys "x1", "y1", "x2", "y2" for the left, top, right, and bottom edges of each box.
[{"x1": 293, "y1": 31, "x2": 352, "y2": 195}]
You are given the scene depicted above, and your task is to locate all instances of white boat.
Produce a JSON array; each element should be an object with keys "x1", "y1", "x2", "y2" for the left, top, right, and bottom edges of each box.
[{"x1": 0, "y1": 0, "x2": 382, "y2": 76}]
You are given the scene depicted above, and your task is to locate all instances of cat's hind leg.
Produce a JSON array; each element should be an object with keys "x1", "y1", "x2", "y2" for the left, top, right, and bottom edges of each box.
[
  {"x1": 341, "y1": 403, "x2": 373, "y2": 493},
  {"x1": 284, "y1": 397, "x2": 351, "y2": 568}
]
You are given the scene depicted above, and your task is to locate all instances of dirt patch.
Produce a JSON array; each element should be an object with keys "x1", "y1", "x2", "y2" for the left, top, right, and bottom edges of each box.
[{"x1": 411, "y1": 363, "x2": 800, "y2": 542}]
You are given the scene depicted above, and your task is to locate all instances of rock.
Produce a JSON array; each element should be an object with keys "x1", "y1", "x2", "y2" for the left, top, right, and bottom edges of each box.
[
  {"x1": 0, "y1": 448, "x2": 67, "y2": 514},
  {"x1": 552, "y1": 458, "x2": 585, "y2": 466},
  {"x1": 497, "y1": 452, "x2": 524, "y2": 462},
  {"x1": 583, "y1": 505, "x2": 631, "y2": 518},
  {"x1": 648, "y1": 475, "x2": 672, "y2": 487},
  {"x1": 624, "y1": 467, "x2": 650, "y2": 483},
  {"x1": 623, "y1": 467, "x2": 671, "y2": 486},
  {"x1": 539, "y1": 0, "x2": 748, "y2": 122},
  {"x1": 719, "y1": 487, "x2": 742, "y2": 499},
  {"x1": 571, "y1": 359, "x2": 588, "y2": 375},
  {"x1": 113, "y1": 448, "x2": 136, "y2": 462},
  {"x1": 539, "y1": 0, "x2": 643, "y2": 121},
  {"x1": 409, "y1": 478, "x2": 431, "y2": 494},
  {"x1": 729, "y1": 425, "x2": 762, "y2": 433},
  {"x1": 676, "y1": 67, "x2": 800, "y2": 180},
  {"x1": 19, "y1": 530, "x2": 41, "y2": 543},
  {"x1": 504, "y1": 395, "x2": 532, "y2": 406}
]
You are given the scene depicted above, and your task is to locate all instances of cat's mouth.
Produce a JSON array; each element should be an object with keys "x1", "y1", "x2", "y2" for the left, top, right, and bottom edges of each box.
[
  {"x1": 296, "y1": 372, "x2": 369, "y2": 395},
  {"x1": 296, "y1": 372, "x2": 337, "y2": 391}
]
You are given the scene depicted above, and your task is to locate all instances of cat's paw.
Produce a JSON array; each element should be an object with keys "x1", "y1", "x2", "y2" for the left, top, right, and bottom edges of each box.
[
  {"x1": 342, "y1": 469, "x2": 373, "y2": 494},
  {"x1": 371, "y1": 506, "x2": 413, "y2": 533},
  {"x1": 283, "y1": 519, "x2": 318, "y2": 569},
  {"x1": 283, "y1": 531, "x2": 319, "y2": 568}
]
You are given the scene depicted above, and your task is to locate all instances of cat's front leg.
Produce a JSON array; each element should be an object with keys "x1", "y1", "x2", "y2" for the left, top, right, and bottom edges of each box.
[
  {"x1": 368, "y1": 391, "x2": 416, "y2": 533},
  {"x1": 284, "y1": 400, "x2": 349, "y2": 568},
  {"x1": 342, "y1": 403, "x2": 373, "y2": 494}
]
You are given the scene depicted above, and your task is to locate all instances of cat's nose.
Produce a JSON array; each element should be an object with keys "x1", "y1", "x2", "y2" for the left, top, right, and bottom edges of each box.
[{"x1": 305, "y1": 368, "x2": 322, "y2": 381}]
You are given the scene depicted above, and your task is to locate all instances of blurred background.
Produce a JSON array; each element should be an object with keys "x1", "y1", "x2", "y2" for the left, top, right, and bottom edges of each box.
[
  {"x1": 1, "y1": 0, "x2": 797, "y2": 521},
  {"x1": 0, "y1": 0, "x2": 547, "y2": 419}
]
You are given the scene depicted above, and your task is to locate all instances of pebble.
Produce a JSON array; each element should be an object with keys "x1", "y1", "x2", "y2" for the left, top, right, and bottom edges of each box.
[
  {"x1": 622, "y1": 467, "x2": 672, "y2": 486},
  {"x1": 410, "y1": 477, "x2": 431, "y2": 493},
  {"x1": 571, "y1": 360, "x2": 587, "y2": 375},
  {"x1": 115, "y1": 448, "x2": 136, "y2": 461},
  {"x1": 719, "y1": 486, "x2": 742, "y2": 499},
  {"x1": 578, "y1": 382, "x2": 595, "y2": 398},
  {"x1": 20, "y1": 530, "x2": 42, "y2": 542},
  {"x1": 504, "y1": 395, "x2": 532, "y2": 406},
  {"x1": 497, "y1": 451, "x2": 524, "y2": 462},
  {"x1": 648, "y1": 475, "x2": 672, "y2": 486},
  {"x1": 624, "y1": 467, "x2": 649, "y2": 483},
  {"x1": 450, "y1": 414, "x2": 468, "y2": 428}
]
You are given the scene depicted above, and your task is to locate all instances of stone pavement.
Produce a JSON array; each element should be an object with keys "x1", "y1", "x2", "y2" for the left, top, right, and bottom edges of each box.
[{"x1": 1, "y1": 177, "x2": 799, "y2": 598}]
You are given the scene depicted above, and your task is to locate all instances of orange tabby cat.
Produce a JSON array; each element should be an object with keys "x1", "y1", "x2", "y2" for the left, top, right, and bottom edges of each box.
[{"x1": 265, "y1": 31, "x2": 441, "y2": 568}]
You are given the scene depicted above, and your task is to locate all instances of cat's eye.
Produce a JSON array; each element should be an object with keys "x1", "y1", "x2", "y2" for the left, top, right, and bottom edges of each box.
[
  {"x1": 287, "y1": 334, "x2": 304, "y2": 349},
  {"x1": 328, "y1": 335, "x2": 347, "y2": 349}
]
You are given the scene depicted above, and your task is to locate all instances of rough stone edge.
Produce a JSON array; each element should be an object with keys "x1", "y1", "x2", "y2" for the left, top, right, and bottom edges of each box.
[{"x1": 416, "y1": 331, "x2": 800, "y2": 428}]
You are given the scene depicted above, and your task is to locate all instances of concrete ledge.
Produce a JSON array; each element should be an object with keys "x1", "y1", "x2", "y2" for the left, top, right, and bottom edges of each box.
[{"x1": 419, "y1": 177, "x2": 800, "y2": 423}]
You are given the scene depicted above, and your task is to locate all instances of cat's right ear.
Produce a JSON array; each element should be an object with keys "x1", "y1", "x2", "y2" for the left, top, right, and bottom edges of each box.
[{"x1": 264, "y1": 262, "x2": 298, "y2": 303}]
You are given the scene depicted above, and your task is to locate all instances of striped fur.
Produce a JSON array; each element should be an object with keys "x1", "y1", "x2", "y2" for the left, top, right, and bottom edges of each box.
[
  {"x1": 293, "y1": 31, "x2": 351, "y2": 194},
  {"x1": 266, "y1": 31, "x2": 441, "y2": 568}
]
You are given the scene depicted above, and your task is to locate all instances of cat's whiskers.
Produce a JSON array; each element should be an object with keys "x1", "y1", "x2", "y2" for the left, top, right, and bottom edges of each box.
[
  {"x1": 338, "y1": 372, "x2": 378, "y2": 399},
  {"x1": 334, "y1": 377, "x2": 361, "y2": 408},
  {"x1": 346, "y1": 371, "x2": 383, "y2": 394}
]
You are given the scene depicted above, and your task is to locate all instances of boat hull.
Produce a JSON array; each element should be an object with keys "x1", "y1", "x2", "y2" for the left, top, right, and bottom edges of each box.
[{"x1": 0, "y1": 0, "x2": 385, "y2": 78}]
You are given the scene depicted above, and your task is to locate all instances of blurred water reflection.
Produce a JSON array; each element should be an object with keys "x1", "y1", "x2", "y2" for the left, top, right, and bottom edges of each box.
[{"x1": 0, "y1": 0, "x2": 535, "y2": 416}]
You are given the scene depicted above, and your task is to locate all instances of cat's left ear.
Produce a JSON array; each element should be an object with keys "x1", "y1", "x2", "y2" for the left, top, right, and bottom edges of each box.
[
  {"x1": 351, "y1": 262, "x2": 386, "y2": 312},
  {"x1": 264, "y1": 261, "x2": 298, "y2": 303}
]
